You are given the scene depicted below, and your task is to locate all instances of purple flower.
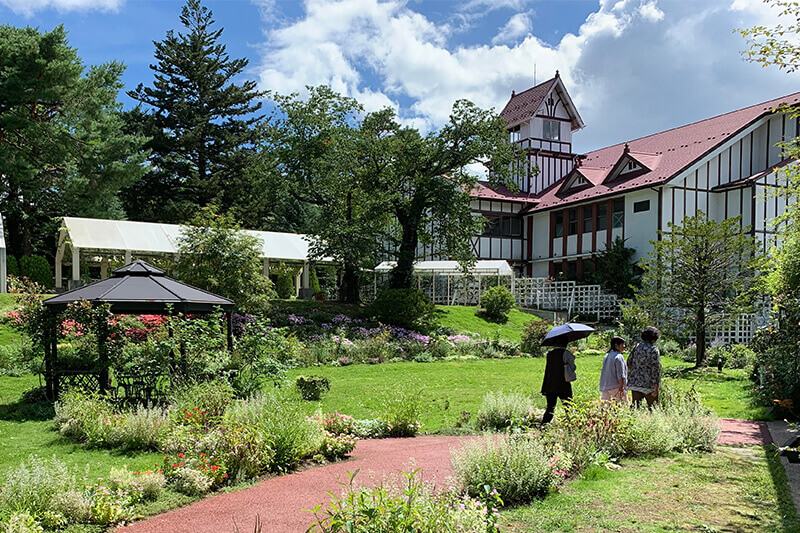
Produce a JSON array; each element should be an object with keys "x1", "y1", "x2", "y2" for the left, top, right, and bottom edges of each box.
[
  {"x1": 332, "y1": 314, "x2": 352, "y2": 325},
  {"x1": 288, "y1": 314, "x2": 308, "y2": 325}
]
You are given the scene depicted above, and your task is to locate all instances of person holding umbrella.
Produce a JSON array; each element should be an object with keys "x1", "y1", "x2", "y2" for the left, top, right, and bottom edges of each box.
[{"x1": 540, "y1": 323, "x2": 594, "y2": 425}]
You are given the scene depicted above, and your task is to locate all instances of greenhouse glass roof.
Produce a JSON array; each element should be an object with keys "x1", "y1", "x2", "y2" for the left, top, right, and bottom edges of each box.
[{"x1": 374, "y1": 260, "x2": 513, "y2": 276}]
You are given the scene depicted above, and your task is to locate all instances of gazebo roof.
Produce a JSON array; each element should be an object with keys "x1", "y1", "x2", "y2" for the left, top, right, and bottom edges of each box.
[{"x1": 44, "y1": 260, "x2": 235, "y2": 314}]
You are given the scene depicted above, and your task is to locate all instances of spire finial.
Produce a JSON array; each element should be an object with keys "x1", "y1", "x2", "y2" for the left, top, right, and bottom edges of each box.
[
  {"x1": 623, "y1": 143, "x2": 630, "y2": 154},
  {"x1": 555, "y1": 69, "x2": 560, "y2": 78},
  {"x1": 511, "y1": 90, "x2": 515, "y2": 97}
]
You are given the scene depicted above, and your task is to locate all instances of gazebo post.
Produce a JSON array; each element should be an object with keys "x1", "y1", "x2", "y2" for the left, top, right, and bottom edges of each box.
[
  {"x1": 44, "y1": 311, "x2": 58, "y2": 401},
  {"x1": 97, "y1": 312, "x2": 110, "y2": 395},
  {"x1": 226, "y1": 311, "x2": 234, "y2": 352}
]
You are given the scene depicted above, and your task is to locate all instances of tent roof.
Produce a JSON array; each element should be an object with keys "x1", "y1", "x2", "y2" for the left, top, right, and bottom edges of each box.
[
  {"x1": 44, "y1": 260, "x2": 234, "y2": 314},
  {"x1": 374, "y1": 260, "x2": 514, "y2": 276},
  {"x1": 62, "y1": 217, "x2": 324, "y2": 262}
]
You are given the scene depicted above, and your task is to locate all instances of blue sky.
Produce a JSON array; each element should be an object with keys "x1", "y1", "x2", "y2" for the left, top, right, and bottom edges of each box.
[{"x1": 2, "y1": 0, "x2": 799, "y2": 151}]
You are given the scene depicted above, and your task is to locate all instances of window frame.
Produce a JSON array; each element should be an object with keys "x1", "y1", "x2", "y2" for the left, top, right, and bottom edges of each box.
[{"x1": 542, "y1": 119, "x2": 560, "y2": 141}]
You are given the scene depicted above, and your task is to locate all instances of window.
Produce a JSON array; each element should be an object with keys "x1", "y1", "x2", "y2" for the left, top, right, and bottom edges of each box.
[
  {"x1": 633, "y1": 200, "x2": 650, "y2": 213},
  {"x1": 542, "y1": 119, "x2": 560, "y2": 141},
  {"x1": 484, "y1": 216, "x2": 522, "y2": 237},
  {"x1": 482, "y1": 216, "x2": 500, "y2": 237},
  {"x1": 503, "y1": 217, "x2": 523, "y2": 237},
  {"x1": 583, "y1": 208, "x2": 593, "y2": 233},
  {"x1": 596, "y1": 203, "x2": 607, "y2": 231},
  {"x1": 612, "y1": 198, "x2": 624, "y2": 229},
  {"x1": 567, "y1": 209, "x2": 577, "y2": 236},
  {"x1": 554, "y1": 212, "x2": 564, "y2": 237},
  {"x1": 509, "y1": 125, "x2": 521, "y2": 143}
]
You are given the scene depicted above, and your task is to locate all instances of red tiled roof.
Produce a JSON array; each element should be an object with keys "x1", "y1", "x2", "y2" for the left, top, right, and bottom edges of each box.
[
  {"x1": 500, "y1": 77, "x2": 558, "y2": 127},
  {"x1": 472, "y1": 181, "x2": 538, "y2": 203},
  {"x1": 528, "y1": 90, "x2": 800, "y2": 211}
]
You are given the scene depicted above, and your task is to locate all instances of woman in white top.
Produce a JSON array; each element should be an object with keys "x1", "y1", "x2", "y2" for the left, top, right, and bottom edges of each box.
[{"x1": 599, "y1": 336, "x2": 628, "y2": 404}]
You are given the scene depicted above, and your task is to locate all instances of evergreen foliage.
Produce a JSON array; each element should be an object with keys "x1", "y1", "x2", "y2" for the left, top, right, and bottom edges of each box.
[
  {"x1": 124, "y1": 0, "x2": 265, "y2": 224},
  {"x1": 480, "y1": 286, "x2": 515, "y2": 322},
  {"x1": 370, "y1": 289, "x2": 437, "y2": 330},
  {"x1": 19, "y1": 256, "x2": 54, "y2": 289},
  {"x1": 0, "y1": 25, "x2": 147, "y2": 258},
  {"x1": 7, "y1": 256, "x2": 19, "y2": 277},
  {"x1": 588, "y1": 237, "x2": 638, "y2": 298}
]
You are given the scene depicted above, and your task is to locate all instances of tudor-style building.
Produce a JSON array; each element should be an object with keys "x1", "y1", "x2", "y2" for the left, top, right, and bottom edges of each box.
[{"x1": 468, "y1": 74, "x2": 799, "y2": 280}]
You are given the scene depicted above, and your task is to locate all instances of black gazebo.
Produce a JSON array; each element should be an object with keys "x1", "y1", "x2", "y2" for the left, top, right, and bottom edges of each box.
[{"x1": 43, "y1": 260, "x2": 235, "y2": 399}]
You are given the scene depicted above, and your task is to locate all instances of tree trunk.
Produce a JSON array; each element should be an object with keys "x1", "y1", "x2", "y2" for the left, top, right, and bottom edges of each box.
[
  {"x1": 695, "y1": 306, "x2": 707, "y2": 368},
  {"x1": 390, "y1": 224, "x2": 418, "y2": 290},
  {"x1": 340, "y1": 260, "x2": 361, "y2": 303}
]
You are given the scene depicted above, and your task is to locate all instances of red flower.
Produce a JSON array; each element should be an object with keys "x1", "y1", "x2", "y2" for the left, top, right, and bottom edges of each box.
[{"x1": 178, "y1": 453, "x2": 184, "y2": 458}]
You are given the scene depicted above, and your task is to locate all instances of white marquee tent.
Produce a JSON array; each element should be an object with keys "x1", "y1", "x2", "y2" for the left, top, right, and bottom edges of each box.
[{"x1": 56, "y1": 217, "x2": 330, "y2": 293}]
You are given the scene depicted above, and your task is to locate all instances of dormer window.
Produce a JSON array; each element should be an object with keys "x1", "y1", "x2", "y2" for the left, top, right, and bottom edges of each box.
[
  {"x1": 621, "y1": 160, "x2": 640, "y2": 174},
  {"x1": 543, "y1": 120, "x2": 560, "y2": 141}
]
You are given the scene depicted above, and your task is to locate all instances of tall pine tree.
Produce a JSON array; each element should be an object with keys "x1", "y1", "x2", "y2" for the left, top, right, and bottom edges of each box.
[
  {"x1": 0, "y1": 25, "x2": 147, "y2": 258},
  {"x1": 124, "y1": 0, "x2": 265, "y2": 223}
]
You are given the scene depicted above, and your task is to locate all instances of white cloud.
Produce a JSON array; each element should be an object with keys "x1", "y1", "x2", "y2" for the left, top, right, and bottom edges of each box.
[
  {"x1": 639, "y1": 1, "x2": 664, "y2": 22},
  {"x1": 255, "y1": 0, "x2": 800, "y2": 148},
  {"x1": 0, "y1": 0, "x2": 123, "y2": 16},
  {"x1": 492, "y1": 13, "x2": 532, "y2": 45}
]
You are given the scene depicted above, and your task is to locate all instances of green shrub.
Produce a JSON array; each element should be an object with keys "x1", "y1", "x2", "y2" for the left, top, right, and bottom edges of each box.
[
  {"x1": 54, "y1": 389, "x2": 117, "y2": 448},
  {"x1": 521, "y1": 320, "x2": 553, "y2": 357},
  {"x1": 352, "y1": 418, "x2": 389, "y2": 438},
  {"x1": 452, "y1": 435, "x2": 568, "y2": 505},
  {"x1": 475, "y1": 391, "x2": 538, "y2": 431},
  {"x1": 370, "y1": 288, "x2": 437, "y2": 330},
  {"x1": 171, "y1": 467, "x2": 212, "y2": 496},
  {"x1": 1, "y1": 455, "x2": 76, "y2": 515},
  {"x1": 545, "y1": 398, "x2": 633, "y2": 471},
  {"x1": 310, "y1": 266, "x2": 321, "y2": 295},
  {"x1": 19, "y1": 255, "x2": 53, "y2": 289},
  {"x1": 7, "y1": 255, "x2": 19, "y2": 277},
  {"x1": 308, "y1": 470, "x2": 502, "y2": 533},
  {"x1": 276, "y1": 272, "x2": 295, "y2": 299},
  {"x1": 379, "y1": 387, "x2": 423, "y2": 437},
  {"x1": 50, "y1": 490, "x2": 91, "y2": 524},
  {"x1": 295, "y1": 374, "x2": 330, "y2": 400},
  {"x1": 3, "y1": 513, "x2": 44, "y2": 533},
  {"x1": 708, "y1": 342, "x2": 755, "y2": 370},
  {"x1": 171, "y1": 380, "x2": 234, "y2": 427},
  {"x1": 222, "y1": 389, "x2": 324, "y2": 473},
  {"x1": 750, "y1": 327, "x2": 800, "y2": 414},
  {"x1": 0, "y1": 340, "x2": 35, "y2": 376},
  {"x1": 479, "y1": 286, "x2": 515, "y2": 321}
]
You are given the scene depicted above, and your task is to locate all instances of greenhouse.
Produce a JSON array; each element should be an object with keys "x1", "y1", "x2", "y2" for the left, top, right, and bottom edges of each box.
[{"x1": 373, "y1": 260, "x2": 515, "y2": 305}]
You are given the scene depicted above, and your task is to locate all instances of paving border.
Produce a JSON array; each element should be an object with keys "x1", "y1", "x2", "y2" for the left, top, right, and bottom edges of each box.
[{"x1": 767, "y1": 420, "x2": 800, "y2": 514}]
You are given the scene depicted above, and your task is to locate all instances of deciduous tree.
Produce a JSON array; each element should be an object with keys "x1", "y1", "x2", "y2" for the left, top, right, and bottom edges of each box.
[{"x1": 637, "y1": 213, "x2": 762, "y2": 368}]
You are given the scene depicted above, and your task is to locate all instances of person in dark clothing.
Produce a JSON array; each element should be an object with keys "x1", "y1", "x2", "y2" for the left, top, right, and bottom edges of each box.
[{"x1": 540, "y1": 338, "x2": 576, "y2": 425}]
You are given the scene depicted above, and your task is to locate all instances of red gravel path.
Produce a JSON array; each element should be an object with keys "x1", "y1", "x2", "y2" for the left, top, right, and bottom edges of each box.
[
  {"x1": 116, "y1": 436, "x2": 479, "y2": 533},
  {"x1": 115, "y1": 419, "x2": 769, "y2": 533},
  {"x1": 716, "y1": 418, "x2": 772, "y2": 446}
]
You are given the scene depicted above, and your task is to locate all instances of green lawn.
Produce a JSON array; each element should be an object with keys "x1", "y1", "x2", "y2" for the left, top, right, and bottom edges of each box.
[
  {"x1": 287, "y1": 354, "x2": 766, "y2": 431},
  {"x1": 0, "y1": 374, "x2": 162, "y2": 480},
  {"x1": 436, "y1": 305, "x2": 538, "y2": 343},
  {"x1": 504, "y1": 447, "x2": 800, "y2": 532}
]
